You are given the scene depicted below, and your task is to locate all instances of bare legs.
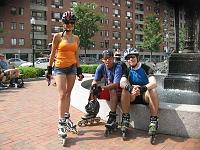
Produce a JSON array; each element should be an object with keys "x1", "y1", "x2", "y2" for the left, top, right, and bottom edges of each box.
[{"x1": 55, "y1": 74, "x2": 76, "y2": 119}]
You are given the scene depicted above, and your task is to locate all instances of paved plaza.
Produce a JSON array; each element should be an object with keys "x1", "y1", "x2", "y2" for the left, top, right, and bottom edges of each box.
[{"x1": 0, "y1": 78, "x2": 200, "y2": 150}]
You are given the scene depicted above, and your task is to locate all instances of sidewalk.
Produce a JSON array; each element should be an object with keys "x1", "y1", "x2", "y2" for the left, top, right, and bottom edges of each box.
[{"x1": 0, "y1": 79, "x2": 200, "y2": 150}]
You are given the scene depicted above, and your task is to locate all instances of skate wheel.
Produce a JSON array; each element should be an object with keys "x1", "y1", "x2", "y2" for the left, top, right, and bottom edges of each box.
[
  {"x1": 150, "y1": 135, "x2": 156, "y2": 145},
  {"x1": 122, "y1": 132, "x2": 127, "y2": 141},
  {"x1": 62, "y1": 138, "x2": 67, "y2": 146},
  {"x1": 78, "y1": 120, "x2": 86, "y2": 127},
  {"x1": 72, "y1": 129, "x2": 78, "y2": 134},
  {"x1": 104, "y1": 129, "x2": 109, "y2": 137}
]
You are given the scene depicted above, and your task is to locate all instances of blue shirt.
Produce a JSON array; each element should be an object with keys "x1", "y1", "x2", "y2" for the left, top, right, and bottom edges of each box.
[
  {"x1": 0, "y1": 60, "x2": 9, "y2": 70},
  {"x1": 94, "y1": 63, "x2": 122, "y2": 84},
  {"x1": 124, "y1": 63, "x2": 154, "y2": 86}
]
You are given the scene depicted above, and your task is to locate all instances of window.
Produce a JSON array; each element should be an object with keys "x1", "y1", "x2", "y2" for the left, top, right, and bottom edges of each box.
[
  {"x1": 135, "y1": 14, "x2": 143, "y2": 21},
  {"x1": 19, "y1": 38, "x2": 25, "y2": 46},
  {"x1": 135, "y1": 24, "x2": 143, "y2": 31},
  {"x1": 126, "y1": 33, "x2": 133, "y2": 39},
  {"x1": 52, "y1": 12, "x2": 61, "y2": 19},
  {"x1": 113, "y1": 20, "x2": 120, "y2": 28},
  {"x1": 11, "y1": 7, "x2": 17, "y2": 15},
  {"x1": 113, "y1": 0, "x2": 120, "y2": 6},
  {"x1": 11, "y1": 38, "x2": 17, "y2": 45},
  {"x1": 36, "y1": 39, "x2": 42, "y2": 45},
  {"x1": 105, "y1": 7, "x2": 109, "y2": 13},
  {"x1": 100, "y1": 6, "x2": 104, "y2": 12},
  {"x1": 113, "y1": 31, "x2": 121, "y2": 39},
  {"x1": 126, "y1": 43, "x2": 133, "y2": 49},
  {"x1": 135, "y1": 3, "x2": 144, "y2": 11},
  {"x1": 126, "y1": 11, "x2": 133, "y2": 19},
  {"x1": 146, "y1": 5, "x2": 152, "y2": 11},
  {"x1": 126, "y1": 0, "x2": 133, "y2": 8},
  {"x1": 105, "y1": 31, "x2": 109, "y2": 37},
  {"x1": 113, "y1": 9, "x2": 120, "y2": 17},
  {"x1": 0, "y1": 21, "x2": 3, "y2": 32},
  {"x1": 135, "y1": 34, "x2": 143, "y2": 42},
  {"x1": 19, "y1": 8, "x2": 24, "y2": 15},
  {"x1": 0, "y1": 37, "x2": 4, "y2": 45},
  {"x1": 19, "y1": 23, "x2": 24, "y2": 31},
  {"x1": 105, "y1": 19, "x2": 109, "y2": 24},
  {"x1": 11, "y1": 22, "x2": 17, "y2": 30},
  {"x1": 126, "y1": 22, "x2": 133, "y2": 29},
  {"x1": 32, "y1": 11, "x2": 46, "y2": 20},
  {"x1": 52, "y1": 26, "x2": 62, "y2": 33},
  {"x1": 100, "y1": 42, "x2": 104, "y2": 48},
  {"x1": 53, "y1": 0, "x2": 63, "y2": 6},
  {"x1": 113, "y1": 43, "x2": 121, "y2": 49}
]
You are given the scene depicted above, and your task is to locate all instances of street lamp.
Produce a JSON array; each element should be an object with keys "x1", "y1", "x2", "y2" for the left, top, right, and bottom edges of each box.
[{"x1": 30, "y1": 17, "x2": 35, "y2": 67}]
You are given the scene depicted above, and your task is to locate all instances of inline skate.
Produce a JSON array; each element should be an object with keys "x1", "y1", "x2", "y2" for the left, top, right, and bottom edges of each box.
[
  {"x1": 148, "y1": 116, "x2": 158, "y2": 144},
  {"x1": 104, "y1": 111, "x2": 118, "y2": 137},
  {"x1": 57, "y1": 118, "x2": 68, "y2": 146},
  {"x1": 120, "y1": 113, "x2": 130, "y2": 140},
  {"x1": 78, "y1": 99, "x2": 101, "y2": 126},
  {"x1": 64, "y1": 113, "x2": 78, "y2": 134}
]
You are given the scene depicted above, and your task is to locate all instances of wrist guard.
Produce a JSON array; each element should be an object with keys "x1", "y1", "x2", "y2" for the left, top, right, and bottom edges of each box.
[
  {"x1": 125, "y1": 84, "x2": 133, "y2": 93},
  {"x1": 47, "y1": 66, "x2": 52, "y2": 75},
  {"x1": 77, "y1": 67, "x2": 82, "y2": 76},
  {"x1": 139, "y1": 85, "x2": 147, "y2": 94}
]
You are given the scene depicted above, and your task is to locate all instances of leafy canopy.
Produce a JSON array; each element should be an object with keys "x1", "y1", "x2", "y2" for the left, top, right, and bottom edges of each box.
[
  {"x1": 141, "y1": 14, "x2": 162, "y2": 52},
  {"x1": 72, "y1": 2, "x2": 104, "y2": 51}
]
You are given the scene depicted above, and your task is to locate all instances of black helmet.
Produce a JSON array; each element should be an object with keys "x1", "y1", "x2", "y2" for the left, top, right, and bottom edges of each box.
[{"x1": 85, "y1": 100, "x2": 100, "y2": 115}]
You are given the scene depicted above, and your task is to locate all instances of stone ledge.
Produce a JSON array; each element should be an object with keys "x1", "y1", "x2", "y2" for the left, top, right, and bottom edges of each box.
[{"x1": 71, "y1": 75, "x2": 200, "y2": 138}]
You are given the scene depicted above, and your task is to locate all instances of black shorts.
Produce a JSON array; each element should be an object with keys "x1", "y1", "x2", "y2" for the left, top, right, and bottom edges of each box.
[{"x1": 130, "y1": 93, "x2": 149, "y2": 105}]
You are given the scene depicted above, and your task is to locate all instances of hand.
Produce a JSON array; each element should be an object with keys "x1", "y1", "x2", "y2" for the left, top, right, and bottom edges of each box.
[
  {"x1": 77, "y1": 67, "x2": 84, "y2": 81},
  {"x1": 131, "y1": 85, "x2": 140, "y2": 96},
  {"x1": 138, "y1": 85, "x2": 147, "y2": 95},
  {"x1": 46, "y1": 66, "x2": 52, "y2": 86},
  {"x1": 78, "y1": 74, "x2": 84, "y2": 81}
]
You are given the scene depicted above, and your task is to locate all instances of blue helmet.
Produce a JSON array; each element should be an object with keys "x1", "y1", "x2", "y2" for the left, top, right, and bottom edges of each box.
[{"x1": 124, "y1": 47, "x2": 139, "y2": 60}]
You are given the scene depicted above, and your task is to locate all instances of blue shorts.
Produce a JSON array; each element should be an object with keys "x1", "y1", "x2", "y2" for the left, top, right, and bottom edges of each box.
[{"x1": 54, "y1": 65, "x2": 77, "y2": 76}]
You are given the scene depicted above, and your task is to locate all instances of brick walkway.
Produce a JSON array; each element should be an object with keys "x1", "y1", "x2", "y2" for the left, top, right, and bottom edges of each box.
[{"x1": 0, "y1": 80, "x2": 200, "y2": 150}]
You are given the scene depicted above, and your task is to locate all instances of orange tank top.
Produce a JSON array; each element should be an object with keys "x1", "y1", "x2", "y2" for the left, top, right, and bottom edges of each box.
[{"x1": 55, "y1": 39, "x2": 78, "y2": 68}]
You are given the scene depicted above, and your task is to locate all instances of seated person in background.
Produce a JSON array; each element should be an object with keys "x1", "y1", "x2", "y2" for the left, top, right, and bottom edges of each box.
[
  {"x1": 0, "y1": 54, "x2": 20, "y2": 86},
  {"x1": 0, "y1": 67, "x2": 8, "y2": 88}
]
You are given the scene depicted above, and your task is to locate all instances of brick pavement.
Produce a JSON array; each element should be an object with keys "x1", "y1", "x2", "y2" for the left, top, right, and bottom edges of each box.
[{"x1": 0, "y1": 80, "x2": 200, "y2": 150}]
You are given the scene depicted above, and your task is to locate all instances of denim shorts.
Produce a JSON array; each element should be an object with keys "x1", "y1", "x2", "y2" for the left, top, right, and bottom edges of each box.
[{"x1": 54, "y1": 65, "x2": 77, "y2": 76}]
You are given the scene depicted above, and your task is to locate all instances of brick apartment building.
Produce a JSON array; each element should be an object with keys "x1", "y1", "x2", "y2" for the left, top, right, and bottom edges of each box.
[{"x1": 0, "y1": 0, "x2": 179, "y2": 62}]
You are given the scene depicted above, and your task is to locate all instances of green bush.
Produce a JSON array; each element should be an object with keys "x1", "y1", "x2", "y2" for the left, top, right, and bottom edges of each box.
[
  {"x1": 18, "y1": 67, "x2": 45, "y2": 79},
  {"x1": 17, "y1": 65, "x2": 98, "y2": 79},
  {"x1": 81, "y1": 64, "x2": 98, "y2": 74}
]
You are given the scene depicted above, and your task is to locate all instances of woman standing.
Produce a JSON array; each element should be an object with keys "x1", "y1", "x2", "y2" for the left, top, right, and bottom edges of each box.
[{"x1": 46, "y1": 11, "x2": 84, "y2": 139}]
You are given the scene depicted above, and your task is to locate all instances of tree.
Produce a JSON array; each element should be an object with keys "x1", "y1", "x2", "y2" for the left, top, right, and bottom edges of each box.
[
  {"x1": 72, "y1": 2, "x2": 104, "y2": 57},
  {"x1": 179, "y1": 27, "x2": 186, "y2": 51},
  {"x1": 141, "y1": 14, "x2": 162, "y2": 61}
]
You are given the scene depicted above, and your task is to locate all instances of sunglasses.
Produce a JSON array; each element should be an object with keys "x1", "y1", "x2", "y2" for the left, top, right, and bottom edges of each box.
[
  {"x1": 126, "y1": 55, "x2": 137, "y2": 60},
  {"x1": 63, "y1": 20, "x2": 75, "y2": 25}
]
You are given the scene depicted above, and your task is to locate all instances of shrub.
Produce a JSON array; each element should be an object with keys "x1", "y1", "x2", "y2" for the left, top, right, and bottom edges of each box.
[
  {"x1": 17, "y1": 64, "x2": 98, "y2": 79},
  {"x1": 81, "y1": 64, "x2": 98, "y2": 74},
  {"x1": 18, "y1": 67, "x2": 45, "y2": 79}
]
